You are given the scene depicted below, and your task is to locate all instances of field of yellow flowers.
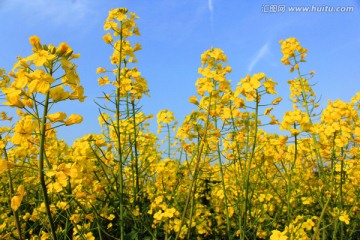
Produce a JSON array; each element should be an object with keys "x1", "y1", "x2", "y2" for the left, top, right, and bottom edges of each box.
[{"x1": 1, "y1": 7, "x2": 360, "y2": 240}]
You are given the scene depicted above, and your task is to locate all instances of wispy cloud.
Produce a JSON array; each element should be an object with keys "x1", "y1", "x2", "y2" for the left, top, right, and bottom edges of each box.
[
  {"x1": 208, "y1": 0, "x2": 214, "y2": 13},
  {"x1": 248, "y1": 42, "x2": 270, "y2": 72},
  {"x1": 208, "y1": 0, "x2": 214, "y2": 27},
  {"x1": 2, "y1": 0, "x2": 96, "y2": 27}
]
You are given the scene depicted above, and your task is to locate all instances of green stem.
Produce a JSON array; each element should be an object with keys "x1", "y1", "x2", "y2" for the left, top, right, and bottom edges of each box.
[
  {"x1": 175, "y1": 95, "x2": 212, "y2": 240},
  {"x1": 166, "y1": 123, "x2": 171, "y2": 159},
  {"x1": 131, "y1": 100, "x2": 140, "y2": 204},
  {"x1": 339, "y1": 148, "x2": 344, "y2": 240},
  {"x1": 286, "y1": 123, "x2": 298, "y2": 231},
  {"x1": 2, "y1": 137, "x2": 23, "y2": 240},
  {"x1": 312, "y1": 197, "x2": 331, "y2": 240},
  {"x1": 229, "y1": 101, "x2": 245, "y2": 233},
  {"x1": 214, "y1": 118, "x2": 231, "y2": 239},
  {"x1": 39, "y1": 91, "x2": 58, "y2": 240},
  {"x1": 294, "y1": 58, "x2": 323, "y2": 173},
  {"x1": 242, "y1": 90, "x2": 259, "y2": 239},
  {"x1": 114, "y1": 21, "x2": 125, "y2": 240}
]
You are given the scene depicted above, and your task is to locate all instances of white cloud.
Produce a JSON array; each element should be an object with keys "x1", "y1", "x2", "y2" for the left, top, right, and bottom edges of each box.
[
  {"x1": 248, "y1": 42, "x2": 270, "y2": 73},
  {"x1": 208, "y1": 0, "x2": 214, "y2": 27},
  {"x1": 208, "y1": 0, "x2": 214, "y2": 13},
  {"x1": 2, "y1": 0, "x2": 96, "y2": 26}
]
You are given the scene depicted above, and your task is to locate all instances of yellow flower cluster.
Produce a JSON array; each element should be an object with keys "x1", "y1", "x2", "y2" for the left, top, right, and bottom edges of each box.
[
  {"x1": 0, "y1": 8, "x2": 359, "y2": 240},
  {"x1": 97, "y1": 8, "x2": 148, "y2": 103},
  {"x1": 235, "y1": 72, "x2": 277, "y2": 101},
  {"x1": 279, "y1": 37, "x2": 308, "y2": 66}
]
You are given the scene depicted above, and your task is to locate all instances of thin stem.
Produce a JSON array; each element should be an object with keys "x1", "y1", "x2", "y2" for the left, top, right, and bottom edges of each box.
[
  {"x1": 115, "y1": 21, "x2": 125, "y2": 240},
  {"x1": 131, "y1": 100, "x2": 140, "y2": 204},
  {"x1": 39, "y1": 91, "x2": 58, "y2": 240},
  {"x1": 2, "y1": 136, "x2": 23, "y2": 240},
  {"x1": 214, "y1": 117, "x2": 231, "y2": 239},
  {"x1": 242, "y1": 90, "x2": 259, "y2": 239},
  {"x1": 175, "y1": 94, "x2": 213, "y2": 240},
  {"x1": 294, "y1": 58, "x2": 323, "y2": 173},
  {"x1": 166, "y1": 123, "x2": 171, "y2": 159}
]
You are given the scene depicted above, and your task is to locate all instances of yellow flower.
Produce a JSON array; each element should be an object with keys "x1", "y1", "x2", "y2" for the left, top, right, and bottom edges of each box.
[
  {"x1": 64, "y1": 114, "x2": 83, "y2": 126},
  {"x1": 0, "y1": 160, "x2": 8, "y2": 174},
  {"x1": 56, "y1": 201, "x2": 68, "y2": 210},
  {"x1": 188, "y1": 96, "x2": 199, "y2": 105},
  {"x1": 84, "y1": 232, "x2": 95, "y2": 240},
  {"x1": 11, "y1": 115, "x2": 37, "y2": 144},
  {"x1": 48, "y1": 182, "x2": 63, "y2": 193},
  {"x1": 50, "y1": 85, "x2": 70, "y2": 102},
  {"x1": 339, "y1": 212, "x2": 350, "y2": 225},
  {"x1": 0, "y1": 112, "x2": 12, "y2": 121},
  {"x1": 56, "y1": 171, "x2": 68, "y2": 187},
  {"x1": 104, "y1": 21, "x2": 118, "y2": 31},
  {"x1": 153, "y1": 210, "x2": 163, "y2": 221},
  {"x1": 103, "y1": 33, "x2": 113, "y2": 44},
  {"x1": 40, "y1": 231, "x2": 50, "y2": 240},
  {"x1": 302, "y1": 219, "x2": 315, "y2": 231},
  {"x1": 279, "y1": 37, "x2": 307, "y2": 67},
  {"x1": 132, "y1": 207, "x2": 140, "y2": 217},
  {"x1": 263, "y1": 78, "x2": 277, "y2": 94},
  {"x1": 133, "y1": 43, "x2": 142, "y2": 51},
  {"x1": 98, "y1": 76, "x2": 110, "y2": 86},
  {"x1": 11, "y1": 195, "x2": 23, "y2": 211},
  {"x1": 17, "y1": 185, "x2": 26, "y2": 196},
  {"x1": 29, "y1": 35, "x2": 41, "y2": 48},
  {"x1": 28, "y1": 50, "x2": 56, "y2": 67},
  {"x1": 154, "y1": 196, "x2": 164, "y2": 205},
  {"x1": 3, "y1": 90, "x2": 25, "y2": 108},
  {"x1": 27, "y1": 70, "x2": 55, "y2": 94},
  {"x1": 47, "y1": 112, "x2": 67, "y2": 123},
  {"x1": 264, "y1": 107, "x2": 273, "y2": 115},
  {"x1": 301, "y1": 197, "x2": 313, "y2": 205},
  {"x1": 13, "y1": 71, "x2": 28, "y2": 89},
  {"x1": 56, "y1": 42, "x2": 71, "y2": 56},
  {"x1": 10, "y1": 185, "x2": 26, "y2": 211},
  {"x1": 96, "y1": 67, "x2": 107, "y2": 74},
  {"x1": 157, "y1": 110, "x2": 175, "y2": 125},
  {"x1": 173, "y1": 218, "x2": 187, "y2": 233},
  {"x1": 28, "y1": 79, "x2": 50, "y2": 94},
  {"x1": 69, "y1": 86, "x2": 86, "y2": 102},
  {"x1": 162, "y1": 208, "x2": 176, "y2": 218},
  {"x1": 270, "y1": 230, "x2": 288, "y2": 240},
  {"x1": 272, "y1": 97, "x2": 282, "y2": 105}
]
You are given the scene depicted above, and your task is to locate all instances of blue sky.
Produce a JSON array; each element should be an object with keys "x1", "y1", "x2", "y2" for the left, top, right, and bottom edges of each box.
[{"x1": 1, "y1": 0, "x2": 359, "y2": 144}]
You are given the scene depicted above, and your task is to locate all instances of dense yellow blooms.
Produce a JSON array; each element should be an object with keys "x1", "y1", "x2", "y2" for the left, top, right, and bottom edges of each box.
[
  {"x1": 279, "y1": 37, "x2": 308, "y2": 66},
  {"x1": 0, "y1": 8, "x2": 359, "y2": 240}
]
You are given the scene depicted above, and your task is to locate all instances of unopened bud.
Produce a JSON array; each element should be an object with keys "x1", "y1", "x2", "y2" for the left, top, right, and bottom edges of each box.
[
  {"x1": 29, "y1": 35, "x2": 41, "y2": 49},
  {"x1": 56, "y1": 42, "x2": 70, "y2": 56}
]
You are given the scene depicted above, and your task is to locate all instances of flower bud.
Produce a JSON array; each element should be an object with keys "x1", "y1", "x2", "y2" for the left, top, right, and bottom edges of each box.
[{"x1": 29, "y1": 35, "x2": 41, "y2": 49}]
